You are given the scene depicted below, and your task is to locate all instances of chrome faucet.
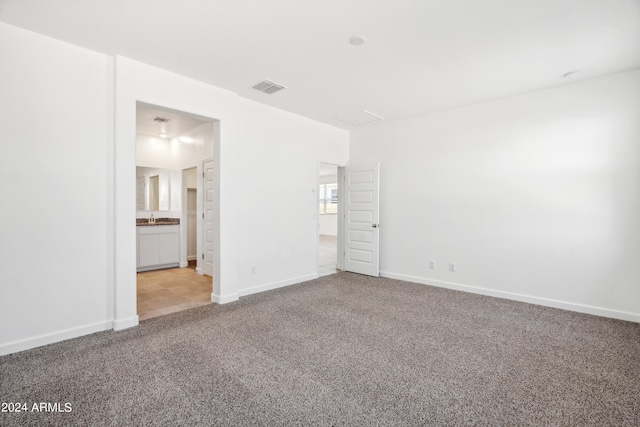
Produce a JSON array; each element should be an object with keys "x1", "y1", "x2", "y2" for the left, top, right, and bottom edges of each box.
[{"x1": 150, "y1": 213, "x2": 155, "y2": 224}]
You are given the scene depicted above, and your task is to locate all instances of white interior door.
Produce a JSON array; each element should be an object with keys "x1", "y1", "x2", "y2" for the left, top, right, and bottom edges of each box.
[
  {"x1": 203, "y1": 159, "x2": 214, "y2": 276},
  {"x1": 344, "y1": 163, "x2": 380, "y2": 277}
]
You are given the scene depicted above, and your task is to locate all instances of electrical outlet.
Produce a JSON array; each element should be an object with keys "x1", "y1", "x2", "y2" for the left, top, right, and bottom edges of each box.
[
  {"x1": 449, "y1": 262, "x2": 456, "y2": 272},
  {"x1": 251, "y1": 265, "x2": 256, "y2": 274},
  {"x1": 429, "y1": 259, "x2": 436, "y2": 269}
]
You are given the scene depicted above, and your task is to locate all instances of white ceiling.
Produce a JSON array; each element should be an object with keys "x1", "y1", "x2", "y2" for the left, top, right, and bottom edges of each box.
[
  {"x1": 2, "y1": 0, "x2": 639, "y2": 129},
  {"x1": 136, "y1": 103, "x2": 210, "y2": 138}
]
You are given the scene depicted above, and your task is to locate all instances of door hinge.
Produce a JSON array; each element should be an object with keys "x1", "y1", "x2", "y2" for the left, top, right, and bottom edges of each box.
[
  {"x1": 202, "y1": 213, "x2": 204, "y2": 218},
  {"x1": 202, "y1": 172, "x2": 205, "y2": 178},
  {"x1": 202, "y1": 254, "x2": 204, "y2": 260}
]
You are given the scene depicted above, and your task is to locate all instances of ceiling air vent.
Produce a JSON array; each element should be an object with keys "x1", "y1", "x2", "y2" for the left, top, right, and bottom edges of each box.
[
  {"x1": 336, "y1": 110, "x2": 383, "y2": 126},
  {"x1": 252, "y1": 79, "x2": 286, "y2": 94}
]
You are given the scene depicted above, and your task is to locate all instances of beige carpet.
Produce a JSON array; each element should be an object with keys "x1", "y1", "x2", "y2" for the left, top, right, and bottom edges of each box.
[{"x1": 1, "y1": 272, "x2": 638, "y2": 426}]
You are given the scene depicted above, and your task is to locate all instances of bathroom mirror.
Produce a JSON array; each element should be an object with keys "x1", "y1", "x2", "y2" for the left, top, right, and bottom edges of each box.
[{"x1": 136, "y1": 167, "x2": 170, "y2": 211}]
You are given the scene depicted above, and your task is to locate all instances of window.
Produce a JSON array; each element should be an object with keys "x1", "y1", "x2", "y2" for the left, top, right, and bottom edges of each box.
[{"x1": 319, "y1": 183, "x2": 338, "y2": 214}]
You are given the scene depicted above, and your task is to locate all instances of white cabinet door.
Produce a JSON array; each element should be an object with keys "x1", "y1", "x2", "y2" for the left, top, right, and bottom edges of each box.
[
  {"x1": 158, "y1": 232, "x2": 179, "y2": 265},
  {"x1": 137, "y1": 225, "x2": 180, "y2": 270},
  {"x1": 139, "y1": 235, "x2": 160, "y2": 267}
]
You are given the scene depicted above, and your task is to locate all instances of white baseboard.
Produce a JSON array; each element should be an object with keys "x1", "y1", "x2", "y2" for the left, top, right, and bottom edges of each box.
[
  {"x1": 195, "y1": 267, "x2": 203, "y2": 275},
  {"x1": 113, "y1": 315, "x2": 139, "y2": 331},
  {"x1": 179, "y1": 261, "x2": 189, "y2": 268},
  {"x1": 380, "y1": 271, "x2": 640, "y2": 323},
  {"x1": 137, "y1": 263, "x2": 179, "y2": 272},
  {"x1": 187, "y1": 255, "x2": 197, "y2": 261},
  {"x1": 211, "y1": 292, "x2": 239, "y2": 304},
  {"x1": 0, "y1": 320, "x2": 113, "y2": 356},
  {"x1": 319, "y1": 270, "x2": 337, "y2": 277},
  {"x1": 238, "y1": 273, "x2": 319, "y2": 298}
]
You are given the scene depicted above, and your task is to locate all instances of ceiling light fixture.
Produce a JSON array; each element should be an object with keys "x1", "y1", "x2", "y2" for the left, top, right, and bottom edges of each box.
[{"x1": 153, "y1": 117, "x2": 171, "y2": 138}]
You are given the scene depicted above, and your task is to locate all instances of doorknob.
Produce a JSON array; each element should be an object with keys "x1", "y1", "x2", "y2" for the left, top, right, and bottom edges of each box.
[{"x1": 372, "y1": 224, "x2": 378, "y2": 228}]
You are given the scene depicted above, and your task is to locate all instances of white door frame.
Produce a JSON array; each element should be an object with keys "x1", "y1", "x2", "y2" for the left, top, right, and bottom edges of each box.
[
  {"x1": 200, "y1": 157, "x2": 215, "y2": 277},
  {"x1": 132, "y1": 103, "x2": 218, "y2": 319},
  {"x1": 317, "y1": 161, "x2": 346, "y2": 276},
  {"x1": 337, "y1": 166, "x2": 346, "y2": 271}
]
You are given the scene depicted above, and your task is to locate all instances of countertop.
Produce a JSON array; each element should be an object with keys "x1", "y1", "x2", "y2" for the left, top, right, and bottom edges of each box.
[{"x1": 136, "y1": 218, "x2": 180, "y2": 226}]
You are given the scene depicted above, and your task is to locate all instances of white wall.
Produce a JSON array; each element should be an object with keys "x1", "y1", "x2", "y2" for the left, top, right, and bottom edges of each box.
[
  {"x1": 136, "y1": 121, "x2": 214, "y2": 219},
  {"x1": 350, "y1": 70, "x2": 640, "y2": 321},
  {"x1": 115, "y1": 58, "x2": 348, "y2": 318},
  {"x1": 0, "y1": 23, "x2": 349, "y2": 354},
  {"x1": 171, "y1": 121, "x2": 214, "y2": 170},
  {"x1": 136, "y1": 135, "x2": 173, "y2": 169},
  {"x1": 185, "y1": 167, "x2": 198, "y2": 189},
  {"x1": 136, "y1": 121, "x2": 214, "y2": 171},
  {"x1": 0, "y1": 23, "x2": 113, "y2": 353},
  {"x1": 113, "y1": 57, "x2": 242, "y2": 322},
  {"x1": 319, "y1": 215, "x2": 338, "y2": 236},
  {"x1": 236, "y1": 99, "x2": 349, "y2": 295}
]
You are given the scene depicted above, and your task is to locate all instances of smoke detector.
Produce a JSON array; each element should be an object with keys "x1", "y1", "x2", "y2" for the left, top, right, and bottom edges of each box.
[
  {"x1": 152, "y1": 117, "x2": 171, "y2": 123},
  {"x1": 336, "y1": 110, "x2": 383, "y2": 126},
  {"x1": 252, "y1": 79, "x2": 287, "y2": 94},
  {"x1": 349, "y1": 35, "x2": 366, "y2": 46}
]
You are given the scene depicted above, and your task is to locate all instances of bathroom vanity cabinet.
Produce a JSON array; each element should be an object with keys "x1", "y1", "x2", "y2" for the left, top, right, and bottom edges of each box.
[{"x1": 136, "y1": 224, "x2": 180, "y2": 272}]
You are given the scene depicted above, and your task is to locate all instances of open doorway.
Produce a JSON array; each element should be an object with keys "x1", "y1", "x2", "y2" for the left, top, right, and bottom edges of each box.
[
  {"x1": 185, "y1": 172, "x2": 198, "y2": 267},
  {"x1": 135, "y1": 102, "x2": 215, "y2": 320},
  {"x1": 318, "y1": 162, "x2": 343, "y2": 276}
]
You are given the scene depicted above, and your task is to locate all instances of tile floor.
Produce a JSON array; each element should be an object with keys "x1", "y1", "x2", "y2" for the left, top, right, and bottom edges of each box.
[
  {"x1": 137, "y1": 263, "x2": 212, "y2": 321},
  {"x1": 138, "y1": 236, "x2": 337, "y2": 320},
  {"x1": 319, "y1": 234, "x2": 338, "y2": 276}
]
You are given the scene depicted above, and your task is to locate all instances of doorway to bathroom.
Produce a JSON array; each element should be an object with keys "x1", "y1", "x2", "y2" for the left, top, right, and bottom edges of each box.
[
  {"x1": 135, "y1": 102, "x2": 215, "y2": 320},
  {"x1": 187, "y1": 187, "x2": 197, "y2": 265}
]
